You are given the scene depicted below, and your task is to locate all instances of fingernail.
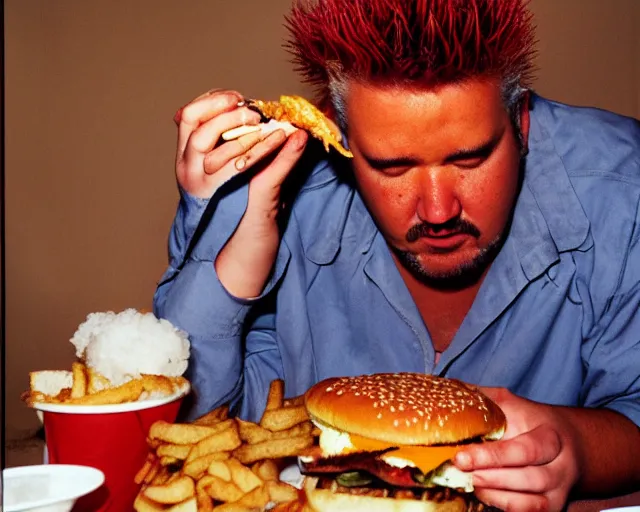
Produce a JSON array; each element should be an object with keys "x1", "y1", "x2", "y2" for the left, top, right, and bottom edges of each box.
[
  {"x1": 235, "y1": 157, "x2": 247, "y2": 170},
  {"x1": 239, "y1": 109, "x2": 261, "y2": 126},
  {"x1": 291, "y1": 130, "x2": 307, "y2": 150},
  {"x1": 455, "y1": 452, "x2": 472, "y2": 468},
  {"x1": 173, "y1": 108, "x2": 183, "y2": 124}
]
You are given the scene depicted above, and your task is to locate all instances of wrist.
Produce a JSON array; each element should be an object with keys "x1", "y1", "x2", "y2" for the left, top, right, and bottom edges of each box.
[{"x1": 215, "y1": 217, "x2": 280, "y2": 299}]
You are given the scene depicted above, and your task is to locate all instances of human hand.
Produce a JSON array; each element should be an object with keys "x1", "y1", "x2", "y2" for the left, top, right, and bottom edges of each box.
[
  {"x1": 174, "y1": 88, "x2": 307, "y2": 201},
  {"x1": 454, "y1": 387, "x2": 581, "y2": 512},
  {"x1": 173, "y1": 88, "x2": 308, "y2": 298}
]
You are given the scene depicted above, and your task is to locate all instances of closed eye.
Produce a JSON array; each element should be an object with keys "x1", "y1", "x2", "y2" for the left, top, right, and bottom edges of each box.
[
  {"x1": 444, "y1": 135, "x2": 501, "y2": 169},
  {"x1": 363, "y1": 156, "x2": 418, "y2": 176}
]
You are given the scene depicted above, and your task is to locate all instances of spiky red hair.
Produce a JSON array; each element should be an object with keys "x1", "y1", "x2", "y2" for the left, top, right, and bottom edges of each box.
[{"x1": 286, "y1": 0, "x2": 536, "y2": 110}]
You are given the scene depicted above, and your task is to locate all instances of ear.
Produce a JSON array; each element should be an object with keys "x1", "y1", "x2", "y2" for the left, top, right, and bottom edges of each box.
[{"x1": 518, "y1": 91, "x2": 531, "y2": 152}]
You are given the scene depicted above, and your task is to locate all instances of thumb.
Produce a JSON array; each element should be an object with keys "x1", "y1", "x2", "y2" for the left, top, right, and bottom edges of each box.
[
  {"x1": 264, "y1": 129, "x2": 308, "y2": 186},
  {"x1": 475, "y1": 386, "x2": 514, "y2": 406}
]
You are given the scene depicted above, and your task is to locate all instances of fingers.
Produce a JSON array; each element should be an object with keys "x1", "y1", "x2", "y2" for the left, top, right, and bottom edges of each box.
[
  {"x1": 176, "y1": 90, "x2": 243, "y2": 156},
  {"x1": 203, "y1": 130, "x2": 265, "y2": 175},
  {"x1": 476, "y1": 386, "x2": 516, "y2": 406},
  {"x1": 474, "y1": 488, "x2": 551, "y2": 512},
  {"x1": 189, "y1": 107, "x2": 261, "y2": 155},
  {"x1": 472, "y1": 465, "x2": 553, "y2": 494},
  {"x1": 245, "y1": 129, "x2": 308, "y2": 183},
  {"x1": 233, "y1": 129, "x2": 308, "y2": 178},
  {"x1": 455, "y1": 425, "x2": 561, "y2": 470}
]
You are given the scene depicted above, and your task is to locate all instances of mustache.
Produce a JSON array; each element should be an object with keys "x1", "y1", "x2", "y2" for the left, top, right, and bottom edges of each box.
[{"x1": 406, "y1": 218, "x2": 481, "y2": 243}]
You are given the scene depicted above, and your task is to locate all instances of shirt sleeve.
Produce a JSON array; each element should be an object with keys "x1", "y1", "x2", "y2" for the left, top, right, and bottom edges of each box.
[
  {"x1": 153, "y1": 183, "x2": 290, "y2": 420},
  {"x1": 581, "y1": 200, "x2": 640, "y2": 427}
]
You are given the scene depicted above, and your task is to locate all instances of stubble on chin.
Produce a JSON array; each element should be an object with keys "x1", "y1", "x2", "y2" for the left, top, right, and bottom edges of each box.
[{"x1": 392, "y1": 234, "x2": 505, "y2": 291}]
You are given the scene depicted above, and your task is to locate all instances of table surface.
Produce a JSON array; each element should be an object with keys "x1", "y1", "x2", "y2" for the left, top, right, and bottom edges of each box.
[{"x1": 5, "y1": 436, "x2": 639, "y2": 511}]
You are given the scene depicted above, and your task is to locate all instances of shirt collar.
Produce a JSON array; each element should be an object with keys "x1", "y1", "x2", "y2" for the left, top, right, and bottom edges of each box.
[{"x1": 511, "y1": 95, "x2": 592, "y2": 279}]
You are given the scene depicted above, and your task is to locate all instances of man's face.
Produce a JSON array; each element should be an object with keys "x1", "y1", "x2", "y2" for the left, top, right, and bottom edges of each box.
[{"x1": 345, "y1": 79, "x2": 529, "y2": 288}]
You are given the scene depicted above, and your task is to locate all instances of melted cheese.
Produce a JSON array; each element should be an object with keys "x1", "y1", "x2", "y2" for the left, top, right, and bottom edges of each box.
[
  {"x1": 316, "y1": 423, "x2": 463, "y2": 475},
  {"x1": 380, "y1": 445, "x2": 462, "y2": 475}
]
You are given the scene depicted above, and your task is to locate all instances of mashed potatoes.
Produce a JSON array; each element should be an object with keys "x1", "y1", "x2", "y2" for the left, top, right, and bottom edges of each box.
[{"x1": 70, "y1": 309, "x2": 190, "y2": 385}]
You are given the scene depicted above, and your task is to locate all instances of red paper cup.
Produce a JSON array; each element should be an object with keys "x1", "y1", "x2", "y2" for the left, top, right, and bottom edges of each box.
[{"x1": 34, "y1": 383, "x2": 190, "y2": 512}]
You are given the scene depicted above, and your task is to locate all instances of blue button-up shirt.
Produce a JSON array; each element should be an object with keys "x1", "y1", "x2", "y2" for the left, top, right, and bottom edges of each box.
[{"x1": 154, "y1": 94, "x2": 640, "y2": 425}]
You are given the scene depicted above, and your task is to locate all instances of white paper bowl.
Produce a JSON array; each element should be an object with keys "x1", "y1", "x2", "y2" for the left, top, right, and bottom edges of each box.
[{"x1": 2, "y1": 464, "x2": 105, "y2": 512}]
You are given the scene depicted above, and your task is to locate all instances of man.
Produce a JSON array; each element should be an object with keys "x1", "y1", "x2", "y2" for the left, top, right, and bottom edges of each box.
[{"x1": 155, "y1": 0, "x2": 640, "y2": 509}]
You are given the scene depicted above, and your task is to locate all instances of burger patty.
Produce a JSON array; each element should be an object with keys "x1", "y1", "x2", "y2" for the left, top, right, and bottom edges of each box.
[{"x1": 300, "y1": 448, "x2": 432, "y2": 488}]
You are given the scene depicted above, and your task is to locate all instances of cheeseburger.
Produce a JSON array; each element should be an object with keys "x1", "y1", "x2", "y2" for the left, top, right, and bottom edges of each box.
[{"x1": 299, "y1": 373, "x2": 506, "y2": 511}]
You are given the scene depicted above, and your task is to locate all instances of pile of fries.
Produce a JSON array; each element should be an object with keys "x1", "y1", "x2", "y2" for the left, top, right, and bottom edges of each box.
[
  {"x1": 23, "y1": 361, "x2": 189, "y2": 406},
  {"x1": 134, "y1": 380, "x2": 318, "y2": 511}
]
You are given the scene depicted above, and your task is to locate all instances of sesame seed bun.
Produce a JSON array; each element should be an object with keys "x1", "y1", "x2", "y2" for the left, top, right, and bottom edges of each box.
[{"x1": 304, "y1": 373, "x2": 506, "y2": 445}]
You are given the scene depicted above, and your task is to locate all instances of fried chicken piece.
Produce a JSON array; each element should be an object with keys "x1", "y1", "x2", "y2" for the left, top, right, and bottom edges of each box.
[{"x1": 248, "y1": 95, "x2": 353, "y2": 158}]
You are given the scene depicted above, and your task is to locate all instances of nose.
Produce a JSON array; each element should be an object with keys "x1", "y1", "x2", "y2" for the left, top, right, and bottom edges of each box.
[{"x1": 415, "y1": 167, "x2": 462, "y2": 225}]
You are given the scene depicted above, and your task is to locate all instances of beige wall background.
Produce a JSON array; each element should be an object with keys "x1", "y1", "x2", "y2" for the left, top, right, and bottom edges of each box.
[{"x1": 5, "y1": 0, "x2": 640, "y2": 446}]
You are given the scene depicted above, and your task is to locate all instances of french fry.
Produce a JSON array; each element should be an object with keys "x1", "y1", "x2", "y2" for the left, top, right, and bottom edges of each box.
[
  {"x1": 134, "y1": 493, "x2": 165, "y2": 512},
  {"x1": 272, "y1": 501, "x2": 313, "y2": 512},
  {"x1": 237, "y1": 419, "x2": 273, "y2": 444},
  {"x1": 233, "y1": 435, "x2": 314, "y2": 465},
  {"x1": 143, "y1": 475, "x2": 195, "y2": 504},
  {"x1": 157, "y1": 443, "x2": 192, "y2": 460},
  {"x1": 166, "y1": 471, "x2": 183, "y2": 484},
  {"x1": 283, "y1": 394, "x2": 305, "y2": 407},
  {"x1": 141, "y1": 374, "x2": 176, "y2": 396},
  {"x1": 134, "y1": 456, "x2": 155, "y2": 485},
  {"x1": 238, "y1": 419, "x2": 313, "y2": 444},
  {"x1": 226, "y1": 457, "x2": 263, "y2": 493},
  {"x1": 267, "y1": 480, "x2": 300, "y2": 503},
  {"x1": 204, "y1": 475, "x2": 245, "y2": 502},
  {"x1": 207, "y1": 460, "x2": 232, "y2": 481},
  {"x1": 70, "y1": 362, "x2": 87, "y2": 399},
  {"x1": 264, "y1": 379, "x2": 285, "y2": 412},
  {"x1": 150, "y1": 466, "x2": 172, "y2": 486},
  {"x1": 86, "y1": 367, "x2": 111, "y2": 394},
  {"x1": 144, "y1": 459, "x2": 162, "y2": 485},
  {"x1": 272, "y1": 421, "x2": 313, "y2": 440},
  {"x1": 214, "y1": 506, "x2": 253, "y2": 512},
  {"x1": 134, "y1": 379, "x2": 320, "y2": 511},
  {"x1": 234, "y1": 483, "x2": 271, "y2": 508},
  {"x1": 66, "y1": 378, "x2": 144, "y2": 405},
  {"x1": 259, "y1": 405, "x2": 308, "y2": 431},
  {"x1": 252, "y1": 459, "x2": 280, "y2": 482},
  {"x1": 195, "y1": 476, "x2": 215, "y2": 512},
  {"x1": 160, "y1": 456, "x2": 181, "y2": 467},
  {"x1": 167, "y1": 497, "x2": 198, "y2": 512},
  {"x1": 185, "y1": 424, "x2": 241, "y2": 462},
  {"x1": 150, "y1": 421, "x2": 229, "y2": 445},
  {"x1": 147, "y1": 437, "x2": 162, "y2": 450},
  {"x1": 214, "y1": 503, "x2": 258, "y2": 512},
  {"x1": 183, "y1": 452, "x2": 231, "y2": 479},
  {"x1": 193, "y1": 404, "x2": 229, "y2": 425}
]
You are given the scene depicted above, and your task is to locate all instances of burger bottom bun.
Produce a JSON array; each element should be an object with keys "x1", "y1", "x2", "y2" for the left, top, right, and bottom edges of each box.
[{"x1": 305, "y1": 487, "x2": 467, "y2": 512}]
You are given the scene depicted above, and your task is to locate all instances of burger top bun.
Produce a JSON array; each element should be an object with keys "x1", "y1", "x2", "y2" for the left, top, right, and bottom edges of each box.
[{"x1": 304, "y1": 373, "x2": 506, "y2": 445}]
